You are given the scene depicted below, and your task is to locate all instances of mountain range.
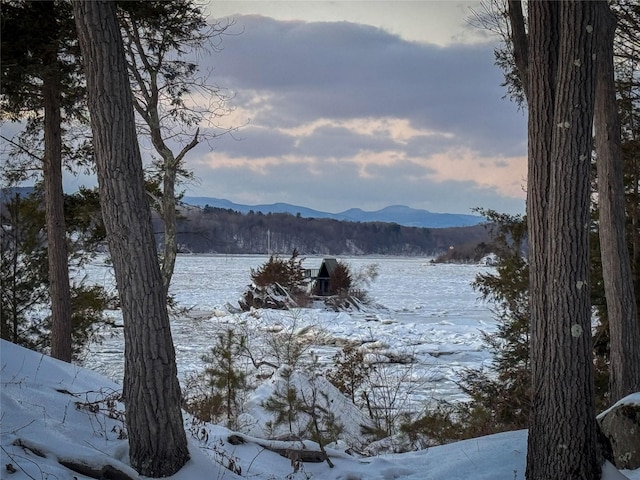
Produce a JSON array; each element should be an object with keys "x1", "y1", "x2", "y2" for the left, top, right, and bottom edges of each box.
[
  {"x1": 182, "y1": 196, "x2": 485, "y2": 229},
  {"x1": 0, "y1": 188, "x2": 484, "y2": 229}
]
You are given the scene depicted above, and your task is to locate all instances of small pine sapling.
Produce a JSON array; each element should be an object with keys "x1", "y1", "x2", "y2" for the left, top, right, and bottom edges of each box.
[
  {"x1": 263, "y1": 365, "x2": 302, "y2": 437},
  {"x1": 263, "y1": 359, "x2": 342, "y2": 469},
  {"x1": 200, "y1": 329, "x2": 248, "y2": 429},
  {"x1": 297, "y1": 357, "x2": 343, "y2": 468},
  {"x1": 327, "y1": 343, "x2": 372, "y2": 405}
]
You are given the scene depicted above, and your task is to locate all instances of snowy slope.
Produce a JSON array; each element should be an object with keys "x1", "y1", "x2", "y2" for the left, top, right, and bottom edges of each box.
[{"x1": 1, "y1": 340, "x2": 637, "y2": 480}]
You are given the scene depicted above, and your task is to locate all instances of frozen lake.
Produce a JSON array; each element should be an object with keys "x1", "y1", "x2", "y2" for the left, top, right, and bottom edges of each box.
[{"x1": 81, "y1": 254, "x2": 497, "y2": 406}]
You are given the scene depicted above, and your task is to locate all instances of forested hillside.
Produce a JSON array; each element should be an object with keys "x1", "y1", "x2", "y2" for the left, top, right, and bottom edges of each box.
[
  {"x1": 2, "y1": 190, "x2": 489, "y2": 257},
  {"x1": 160, "y1": 205, "x2": 490, "y2": 256}
]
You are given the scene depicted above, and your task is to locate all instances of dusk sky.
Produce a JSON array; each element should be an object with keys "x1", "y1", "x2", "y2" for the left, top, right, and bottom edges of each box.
[
  {"x1": 54, "y1": 1, "x2": 528, "y2": 216},
  {"x1": 180, "y1": 0, "x2": 528, "y2": 216}
]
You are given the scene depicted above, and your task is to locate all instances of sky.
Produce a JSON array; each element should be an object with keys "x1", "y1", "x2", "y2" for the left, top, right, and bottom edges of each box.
[
  {"x1": 3, "y1": 1, "x2": 528, "y2": 216},
  {"x1": 174, "y1": 0, "x2": 528, "y2": 215}
]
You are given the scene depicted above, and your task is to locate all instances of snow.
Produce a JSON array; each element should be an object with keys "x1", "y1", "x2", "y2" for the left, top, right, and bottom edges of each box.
[
  {"x1": 1, "y1": 339, "x2": 637, "y2": 479},
  {"x1": 3, "y1": 254, "x2": 638, "y2": 479},
  {"x1": 598, "y1": 392, "x2": 640, "y2": 419},
  {"x1": 79, "y1": 256, "x2": 498, "y2": 407}
]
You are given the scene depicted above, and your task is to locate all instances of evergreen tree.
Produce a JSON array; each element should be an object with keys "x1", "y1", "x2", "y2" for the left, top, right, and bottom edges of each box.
[
  {"x1": 1, "y1": 0, "x2": 86, "y2": 362},
  {"x1": 0, "y1": 192, "x2": 49, "y2": 348},
  {"x1": 0, "y1": 188, "x2": 113, "y2": 357},
  {"x1": 329, "y1": 262, "x2": 352, "y2": 296},
  {"x1": 200, "y1": 329, "x2": 248, "y2": 428},
  {"x1": 263, "y1": 360, "x2": 342, "y2": 467},
  {"x1": 327, "y1": 343, "x2": 372, "y2": 406},
  {"x1": 264, "y1": 365, "x2": 301, "y2": 436},
  {"x1": 460, "y1": 210, "x2": 530, "y2": 432}
]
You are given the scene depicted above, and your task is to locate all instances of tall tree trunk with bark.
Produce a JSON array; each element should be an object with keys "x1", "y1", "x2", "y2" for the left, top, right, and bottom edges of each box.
[
  {"x1": 72, "y1": 0, "x2": 189, "y2": 476},
  {"x1": 40, "y1": 1, "x2": 72, "y2": 362},
  {"x1": 525, "y1": 2, "x2": 601, "y2": 479},
  {"x1": 519, "y1": 10, "x2": 556, "y2": 471},
  {"x1": 594, "y1": 1, "x2": 640, "y2": 403}
]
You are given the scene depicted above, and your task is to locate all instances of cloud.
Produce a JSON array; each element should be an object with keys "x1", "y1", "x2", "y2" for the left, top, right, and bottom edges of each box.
[
  {"x1": 211, "y1": 17, "x2": 522, "y2": 132},
  {"x1": 189, "y1": 14, "x2": 528, "y2": 214},
  {"x1": 5, "y1": 7, "x2": 527, "y2": 217},
  {"x1": 208, "y1": 1, "x2": 490, "y2": 46}
]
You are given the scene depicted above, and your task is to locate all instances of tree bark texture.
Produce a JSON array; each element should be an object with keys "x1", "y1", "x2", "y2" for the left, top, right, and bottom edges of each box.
[
  {"x1": 39, "y1": 1, "x2": 73, "y2": 363},
  {"x1": 72, "y1": 1, "x2": 189, "y2": 476},
  {"x1": 161, "y1": 156, "x2": 179, "y2": 297},
  {"x1": 594, "y1": 1, "x2": 640, "y2": 403},
  {"x1": 526, "y1": 2, "x2": 601, "y2": 479},
  {"x1": 523, "y1": 5, "x2": 557, "y2": 477},
  {"x1": 158, "y1": 131, "x2": 199, "y2": 296}
]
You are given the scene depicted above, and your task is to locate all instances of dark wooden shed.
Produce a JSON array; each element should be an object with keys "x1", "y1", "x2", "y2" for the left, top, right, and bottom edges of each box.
[{"x1": 314, "y1": 257, "x2": 338, "y2": 296}]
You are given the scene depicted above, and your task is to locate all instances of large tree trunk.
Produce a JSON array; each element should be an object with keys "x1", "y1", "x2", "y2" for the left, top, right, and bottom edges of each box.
[
  {"x1": 72, "y1": 1, "x2": 189, "y2": 476},
  {"x1": 39, "y1": 1, "x2": 72, "y2": 362},
  {"x1": 523, "y1": 3, "x2": 557, "y2": 476},
  {"x1": 594, "y1": 2, "x2": 640, "y2": 403},
  {"x1": 526, "y1": 2, "x2": 601, "y2": 479}
]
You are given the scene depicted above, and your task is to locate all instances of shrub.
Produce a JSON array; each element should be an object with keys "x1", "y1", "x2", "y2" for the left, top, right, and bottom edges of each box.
[
  {"x1": 400, "y1": 403, "x2": 467, "y2": 448},
  {"x1": 327, "y1": 343, "x2": 371, "y2": 405},
  {"x1": 239, "y1": 310, "x2": 320, "y2": 371},
  {"x1": 240, "y1": 250, "x2": 310, "y2": 310},
  {"x1": 321, "y1": 261, "x2": 378, "y2": 310},
  {"x1": 361, "y1": 361, "x2": 422, "y2": 439}
]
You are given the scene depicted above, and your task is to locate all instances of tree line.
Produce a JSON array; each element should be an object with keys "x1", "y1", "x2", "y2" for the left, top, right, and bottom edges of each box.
[{"x1": 164, "y1": 205, "x2": 491, "y2": 256}]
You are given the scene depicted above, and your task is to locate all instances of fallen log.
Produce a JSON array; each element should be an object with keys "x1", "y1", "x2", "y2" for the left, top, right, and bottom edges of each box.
[
  {"x1": 58, "y1": 459, "x2": 138, "y2": 480},
  {"x1": 226, "y1": 434, "x2": 328, "y2": 463},
  {"x1": 268, "y1": 447, "x2": 328, "y2": 463}
]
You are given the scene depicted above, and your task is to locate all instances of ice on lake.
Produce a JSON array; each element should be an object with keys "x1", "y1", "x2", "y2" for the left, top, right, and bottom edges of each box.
[{"x1": 80, "y1": 254, "x2": 497, "y2": 406}]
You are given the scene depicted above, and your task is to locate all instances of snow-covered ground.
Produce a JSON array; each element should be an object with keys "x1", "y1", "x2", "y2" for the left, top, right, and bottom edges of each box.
[
  {"x1": 1, "y1": 339, "x2": 636, "y2": 480},
  {"x1": 3, "y1": 254, "x2": 639, "y2": 479},
  {"x1": 80, "y1": 255, "x2": 497, "y2": 407}
]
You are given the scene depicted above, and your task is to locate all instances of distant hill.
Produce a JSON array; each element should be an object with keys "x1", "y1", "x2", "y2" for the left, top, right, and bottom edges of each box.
[
  {"x1": 0, "y1": 189, "x2": 483, "y2": 228},
  {"x1": 0, "y1": 186, "x2": 35, "y2": 201},
  {"x1": 0, "y1": 187, "x2": 491, "y2": 256},
  {"x1": 182, "y1": 197, "x2": 484, "y2": 229},
  {"x1": 170, "y1": 206, "x2": 492, "y2": 256}
]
